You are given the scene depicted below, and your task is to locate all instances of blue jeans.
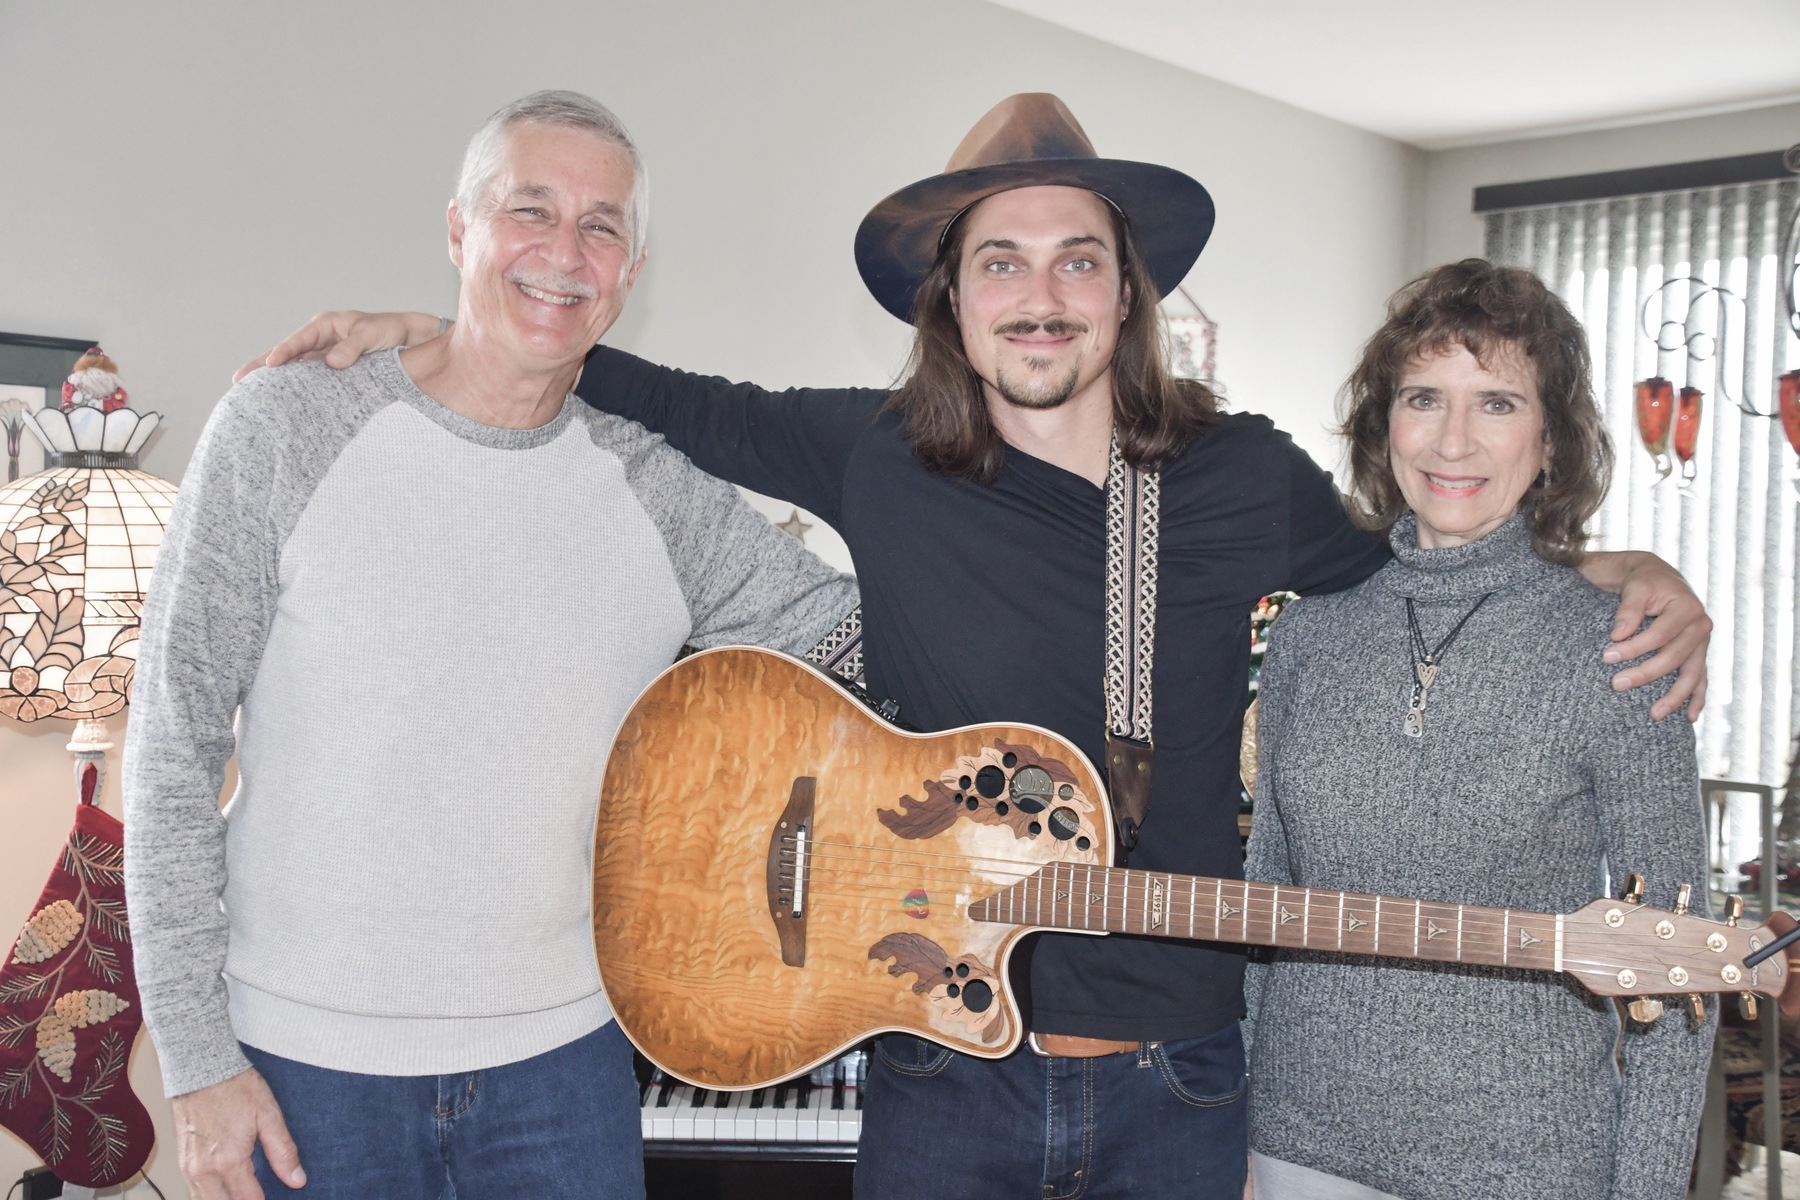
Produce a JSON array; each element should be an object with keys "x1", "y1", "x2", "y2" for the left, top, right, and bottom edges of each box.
[
  {"x1": 854, "y1": 1021, "x2": 1248, "y2": 1200},
  {"x1": 244, "y1": 1021, "x2": 644, "y2": 1200}
]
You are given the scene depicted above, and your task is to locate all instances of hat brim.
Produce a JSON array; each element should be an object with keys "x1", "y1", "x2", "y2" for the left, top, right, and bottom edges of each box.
[{"x1": 854, "y1": 157, "x2": 1215, "y2": 323}]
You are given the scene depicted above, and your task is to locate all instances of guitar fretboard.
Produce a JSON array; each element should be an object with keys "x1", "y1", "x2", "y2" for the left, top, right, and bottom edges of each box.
[{"x1": 968, "y1": 862, "x2": 1561, "y2": 973}]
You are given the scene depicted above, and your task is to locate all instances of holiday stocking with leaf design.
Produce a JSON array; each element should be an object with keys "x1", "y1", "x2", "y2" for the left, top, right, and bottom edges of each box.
[{"x1": 0, "y1": 804, "x2": 153, "y2": 1186}]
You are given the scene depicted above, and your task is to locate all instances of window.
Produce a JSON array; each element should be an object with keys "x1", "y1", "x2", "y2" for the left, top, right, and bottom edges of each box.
[{"x1": 1486, "y1": 178, "x2": 1800, "y2": 783}]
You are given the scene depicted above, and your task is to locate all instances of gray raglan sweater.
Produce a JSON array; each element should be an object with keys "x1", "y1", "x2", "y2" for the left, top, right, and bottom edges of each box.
[
  {"x1": 1243, "y1": 513, "x2": 1713, "y2": 1200},
  {"x1": 123, "y1": 350, "x2": 857, "y2": 1097}
]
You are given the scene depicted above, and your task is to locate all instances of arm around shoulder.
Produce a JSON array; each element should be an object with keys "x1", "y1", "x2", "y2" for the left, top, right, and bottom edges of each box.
[{"x1": 577, "y1": 345, "x2": 885, "y2": 525}]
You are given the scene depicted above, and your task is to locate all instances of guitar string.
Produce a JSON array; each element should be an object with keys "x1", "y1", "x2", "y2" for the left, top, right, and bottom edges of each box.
[
  {"x1": 793, "y1": 848, "x2": 1641, "y2": 939},
  {"x1": 797, "y1": 859, "x2": 1652, "y2": 945},
  {"x1": 797, "y1": 865, "x2": 1722, "y2": 973},
  {"x1": 799, "y1": 881, "x2": 1751, "y2": 974},
  {"x1": 800, "y1": 838, "x2": 1593, "y2": 935},
  {"x1": 798, "y1": 836, "x2": 1739, "y2": 938},
  {"x1": 799, "y1": 855, "x2": 1693, "y2": 943}
]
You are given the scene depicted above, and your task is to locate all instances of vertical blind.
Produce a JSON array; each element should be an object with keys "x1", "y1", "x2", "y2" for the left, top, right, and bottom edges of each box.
[{"x1": 1487, "y1": 180, "x2": 1800, "y2": 784}]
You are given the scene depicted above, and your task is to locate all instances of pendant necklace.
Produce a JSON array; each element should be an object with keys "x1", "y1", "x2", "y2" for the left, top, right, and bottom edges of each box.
[{"x1": 1403, "y1": 594, "x2": 1492, "y2": 738}]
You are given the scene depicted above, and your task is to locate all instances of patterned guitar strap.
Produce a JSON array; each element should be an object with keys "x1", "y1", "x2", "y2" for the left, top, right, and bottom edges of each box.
[
  {"x1": 806, "y1": 434, "x2": 1157, "y2": 862},
  {"x1": 805, "y1": 606, "x2": 866, "y2": 687},
  {"x1": 1103, "y1": 431, "x2": 1158, "y2": 862}
]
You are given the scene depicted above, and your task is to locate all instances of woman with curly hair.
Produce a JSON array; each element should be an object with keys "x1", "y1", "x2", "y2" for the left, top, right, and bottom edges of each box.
[{"x1": 1244, "y1": 259, "x2": 1714, "y2": 1200}]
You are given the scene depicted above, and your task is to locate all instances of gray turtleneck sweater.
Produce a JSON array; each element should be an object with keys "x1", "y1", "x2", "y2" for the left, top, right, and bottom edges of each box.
[{"x1": 1243, "y1": 513, "x2": 1713, "y2": 1200}]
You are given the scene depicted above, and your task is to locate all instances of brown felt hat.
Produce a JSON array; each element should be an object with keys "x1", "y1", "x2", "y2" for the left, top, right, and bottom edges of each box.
[{"x1": 853, "y1": 93, "x2": 1215, "y2": 323}]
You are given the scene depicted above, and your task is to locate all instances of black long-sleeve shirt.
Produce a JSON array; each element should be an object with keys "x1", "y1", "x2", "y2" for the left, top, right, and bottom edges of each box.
[{"x1": 578, "y1": 347, "x2": 1391, "y2": 1041}]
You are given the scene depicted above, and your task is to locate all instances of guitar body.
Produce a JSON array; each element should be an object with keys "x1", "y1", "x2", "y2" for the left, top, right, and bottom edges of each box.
[{"x1": 593, "y1": 646, "x2": 1111, "y2": 1089}]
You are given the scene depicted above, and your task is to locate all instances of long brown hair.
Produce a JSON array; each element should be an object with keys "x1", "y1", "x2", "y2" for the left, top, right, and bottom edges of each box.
[
  {"x1": 886, "y1": 199, "x2": 1219, "y2": 481},
  {"x1": 1340, "y1": 259, "x2": 1612, "y2": 565}
]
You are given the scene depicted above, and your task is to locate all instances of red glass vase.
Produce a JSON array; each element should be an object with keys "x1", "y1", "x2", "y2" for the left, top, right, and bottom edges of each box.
[
  {"x1": 1674, "y1": 386, "x2": 1703, "y2": 484},
  {"x1": 1781, "y1": 371, "x2": 1800, "y2": 458},
  {"x1": 1636, "y1": 377, "x2": 1674, "y2": 478}
]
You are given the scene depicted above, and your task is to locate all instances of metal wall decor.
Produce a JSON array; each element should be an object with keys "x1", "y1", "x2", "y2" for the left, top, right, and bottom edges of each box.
[
  {"x1": 1160, "y1": 286, "x2": 1217, "y2": 384},
  {"x1": 1633, "y1": 277, "x2": 1759, "y2": 489},
  {"x1": 1633, "y1": 144, "x2": 1800, "y2": 481}
]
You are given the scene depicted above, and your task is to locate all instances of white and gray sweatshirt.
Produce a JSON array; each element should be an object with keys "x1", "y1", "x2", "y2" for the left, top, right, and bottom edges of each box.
[{"x1": 123, "y1": 350, "x2": 857, "y2": 1097}]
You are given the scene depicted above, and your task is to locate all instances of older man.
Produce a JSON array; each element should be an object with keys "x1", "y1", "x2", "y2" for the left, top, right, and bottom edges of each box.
[
  {"x1": 252, "y1": 94, "x2": 1712, "y2": 1197},
  {"x1": 124, "y1": 90, "x2": 855, "y2": 1200}
]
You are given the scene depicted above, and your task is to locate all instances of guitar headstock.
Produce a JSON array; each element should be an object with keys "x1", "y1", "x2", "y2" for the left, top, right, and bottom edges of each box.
[{"x1": 1561, "y1": 893, "x2": 1787, "y2": 1003}]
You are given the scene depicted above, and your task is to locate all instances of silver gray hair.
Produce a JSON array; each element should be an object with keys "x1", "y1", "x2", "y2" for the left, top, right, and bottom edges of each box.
[{"x1": 454, "y1": 89, "x2": 650, "y2": 260}]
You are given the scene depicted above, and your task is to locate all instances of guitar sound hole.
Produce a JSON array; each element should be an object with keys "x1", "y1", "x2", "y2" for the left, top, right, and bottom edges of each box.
[
  {"x1": 1076, "y1": 836, "x2": 1091, "y2": 851},
  {"x1": 975, "y1": 766, "x2": 1006, "y2": 798},
  {"x1": 1002, "y1": 752, "x2": 1018, "y2": 768},
  {"x1": 1048, "y1": 807, "x2": 1081, "y2": 841},
  {"x1": 1010, "y1": 766, "x2": 1054, "y2": 813},
  {"x1": 960, "y1": 978, "x2": 994, "y2": 1012}
]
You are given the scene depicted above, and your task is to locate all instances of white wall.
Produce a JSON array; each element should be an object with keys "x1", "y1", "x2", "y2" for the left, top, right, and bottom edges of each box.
[
  {"x1": 0, "y1": 2, "x2": 1420, "y2": 1193},
  {"x1": 1420, "y1": 101, "x2": 1800, "y2": 270}
]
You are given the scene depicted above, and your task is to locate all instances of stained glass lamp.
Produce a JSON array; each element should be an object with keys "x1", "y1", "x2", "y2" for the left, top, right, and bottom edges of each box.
[{"x1": 0, "y1": 393, "x2": 173, "y2": 805}]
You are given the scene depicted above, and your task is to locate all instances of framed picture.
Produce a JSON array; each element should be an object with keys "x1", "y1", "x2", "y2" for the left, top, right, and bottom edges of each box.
[{"x1": 0, "y1": 332, "x2": 96, "y2": 483}]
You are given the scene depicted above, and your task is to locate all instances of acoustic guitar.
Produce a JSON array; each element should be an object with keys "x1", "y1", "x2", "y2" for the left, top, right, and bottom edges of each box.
[{"x1": 593, "y1": 646, "x2": 1788, "y2": 1090}]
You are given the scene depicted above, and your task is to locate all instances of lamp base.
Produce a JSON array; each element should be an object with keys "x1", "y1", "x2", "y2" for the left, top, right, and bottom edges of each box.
[{"x1": 65, "y1": 716, "x2": 112, "y2": 807}]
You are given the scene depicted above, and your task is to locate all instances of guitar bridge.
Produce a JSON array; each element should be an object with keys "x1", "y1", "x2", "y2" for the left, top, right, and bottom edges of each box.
[{"x1": 766, "y1": 777, "x2": 815, "y2": 967}]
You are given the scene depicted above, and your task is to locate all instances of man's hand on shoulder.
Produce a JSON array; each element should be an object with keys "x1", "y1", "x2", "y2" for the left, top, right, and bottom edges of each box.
[
  {"x1": 233, "y1": 311, "x2": 443, "y2": 383},
  {"x1": 172, "y1": 1067, "x2": 305, "y2": 1199},
  {"x1": 1576, "y1": 549, "x2": 1711, "y2": 722}
]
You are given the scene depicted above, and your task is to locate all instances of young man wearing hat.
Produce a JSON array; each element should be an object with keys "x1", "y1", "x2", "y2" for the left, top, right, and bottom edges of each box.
[{"x1": 251, "y1": 93, "x2": 1710, "y2": 1197}]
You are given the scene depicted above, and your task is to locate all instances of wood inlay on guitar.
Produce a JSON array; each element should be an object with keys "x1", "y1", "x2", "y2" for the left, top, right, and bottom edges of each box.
[{"x1": 594, "y1": 647, "x2": 1789, "y2": 1090}]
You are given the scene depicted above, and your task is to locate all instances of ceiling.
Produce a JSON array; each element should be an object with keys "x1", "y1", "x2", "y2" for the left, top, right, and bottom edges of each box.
[{"x1": 985, "y1": 0, "x2": 1800, "y2": 150}]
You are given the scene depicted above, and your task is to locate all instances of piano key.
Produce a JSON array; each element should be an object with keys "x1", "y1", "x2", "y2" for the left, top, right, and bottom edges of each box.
[
  {"x1": 755, "y1": 1087, "x2": 780, "y2": 1143},
  {"x1": 795, "y1": 1079, "x2": 819, "y2": 1143},
  {"x1": 672, "y1": 1087, "x2": 696, "y2": 1140},
  {"x1": 651, "y1": 1088, "x2": 677, "y2": 1141},
  {"x1": 689, "y1": 1088, "x2": 714, "y2": 1140},
  {"x1": 776, "y1": 1084, "x2": 799, "y2": 1143},
  {"x1": 732, "y1": 1089, "x2": 758, "y2": 1142}
]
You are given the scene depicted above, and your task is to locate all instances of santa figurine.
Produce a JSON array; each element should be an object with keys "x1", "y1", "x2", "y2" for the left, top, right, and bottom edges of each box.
[{"x1": 60, "y1": 346, "x2": 130, "y2": 413}]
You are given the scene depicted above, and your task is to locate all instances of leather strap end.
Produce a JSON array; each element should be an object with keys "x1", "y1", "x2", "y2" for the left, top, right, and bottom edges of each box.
[{"x1": 1106, "y1": 733, "x2": 1153, "y2": 849}]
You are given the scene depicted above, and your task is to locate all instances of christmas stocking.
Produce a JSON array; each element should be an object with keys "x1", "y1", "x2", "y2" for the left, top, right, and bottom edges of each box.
[{"x1": 0, "y1": 803, "x2": 153, "y2": 1186}]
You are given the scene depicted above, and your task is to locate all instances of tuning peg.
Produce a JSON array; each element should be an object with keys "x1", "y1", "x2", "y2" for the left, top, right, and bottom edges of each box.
[
  {"x1": 1623, "y1": 874, "x2": 1646, "y2": 904},
  {"x1": 1673, "y1": 884, "x2": 1691, "y2": 916},
  {"x1": 1627, "y1": 997, "x2": 1665, "y2": 1024},
  {"x1": 1726, "y1": 896, "x2": 1744, "y2": 926},
  {"x1": 1739, "y1": 992, "x2": 1759, "y2": 1021},
  {"x1": 1688, "y1": 994, "x2": 1707, "y2": 1023}
]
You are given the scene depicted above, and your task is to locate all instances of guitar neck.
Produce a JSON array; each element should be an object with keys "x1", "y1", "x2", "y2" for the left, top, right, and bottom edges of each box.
[{"x1": 969, "y1": 862, "x2": 1561, "y2": 973}]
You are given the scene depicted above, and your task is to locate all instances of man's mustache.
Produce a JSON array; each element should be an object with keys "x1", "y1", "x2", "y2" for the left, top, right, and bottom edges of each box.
[
  {"x1": 505, "y1": 267, "x2": 598, "y2": 300},
  {"x1": 993, "y1": 318, "x2": 1089, "y2": 339}
]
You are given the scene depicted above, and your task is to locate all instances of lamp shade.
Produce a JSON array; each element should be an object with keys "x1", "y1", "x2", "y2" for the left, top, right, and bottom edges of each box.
[{"x1": 0, "y1": 463, "x2": 177, "y2": 721}]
